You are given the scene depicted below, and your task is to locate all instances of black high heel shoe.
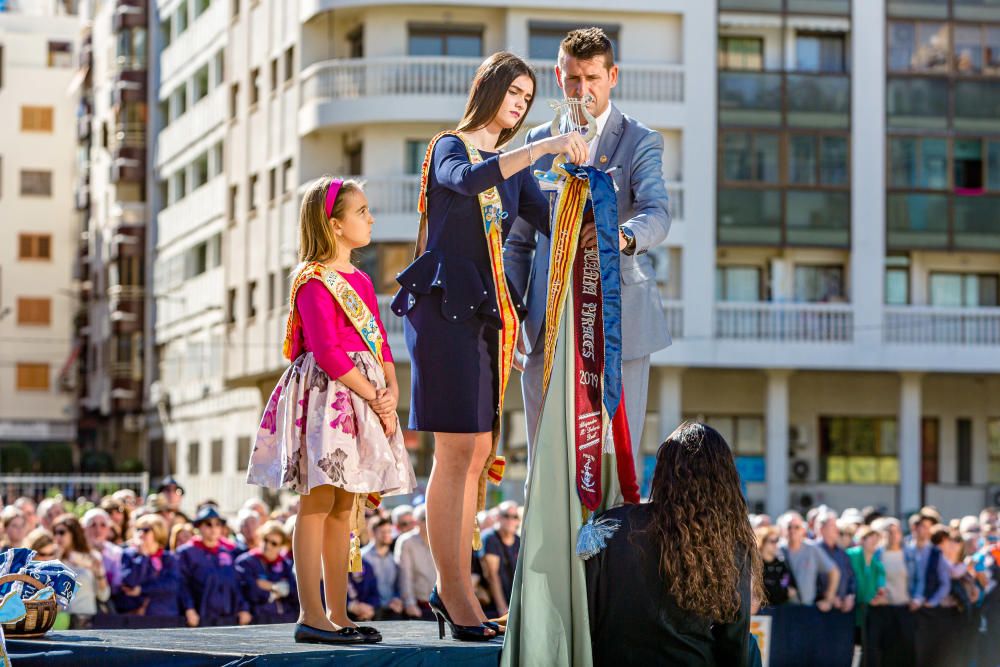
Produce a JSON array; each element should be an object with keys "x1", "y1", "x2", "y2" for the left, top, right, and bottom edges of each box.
[{"x1": 428, "y1": 587, "x2": 496, "y2": 642}]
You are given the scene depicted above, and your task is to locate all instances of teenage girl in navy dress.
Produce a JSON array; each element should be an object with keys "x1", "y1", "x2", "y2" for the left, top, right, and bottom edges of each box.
[{"x1": 392, "y1": 51, "x2": 588, "y2": 641}]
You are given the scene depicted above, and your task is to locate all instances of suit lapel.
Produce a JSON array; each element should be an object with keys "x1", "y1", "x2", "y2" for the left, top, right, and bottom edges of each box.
[{"x1": 594, "y1": 105, "x2": 624, "y2": 169}]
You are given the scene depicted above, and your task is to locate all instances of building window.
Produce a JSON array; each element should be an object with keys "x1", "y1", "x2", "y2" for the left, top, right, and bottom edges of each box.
[
  {"x1": 889, "y1": 21, "x2": 949, "y2": 73},
  {"x1": 283, "y1": 266, "x2": 293, "y2": 305},
  {"x1": 16, "y1": 363, "x2": 49, "y2": 391},
  {"x1": 695, "y1": 415, "x2": 766, "y2": 483},
  {"x1": 715, "y1": 266, "x2": 763, "y2": 302},
  {"x1": 889, "y1": 137, "x2": 948, "y2": 189},
  {"x1": 268, "y1": 166, "x2": 277, "y2": 201},
  {"x1": 47, "y1": 41, "x2": 73, "y2": 68},
  {"x1": 214, "y1": 50, "x2": 225, "y2": 87},
  {"x1": 238, "y1": 436, "x2": 252, "y2": 471},
  {"x1": 249, "y1": 68, "x2": 261, "y2": 106},
  {"x1": 160, "y1": 16, "x2": 172, "y2": 48},
  {"x1": 188, "y1": 441, "x2": 200, "y2": 476},
  {"x1": 248, "y1": 174, "x2": 258, "y2": 212},
  {"x1": 989, "y1": 418, "x2": 1000, "y2": 483},
  {"x1": 795, "y1": 33, "x2": 846, "y2": 73},
  {"x1": 211, "y1": 439, "x2": 224, "y2": 473},
  {"x1": 247, "y1": 281, "x2": 257, "y2": 320},
  {"x1": 282, "y1": 158, "x2": 294, "y2": 194},
  {"x1": 719, "y1": 36, "x2": 764, "y2": 71},
  {"x1": 18, "y1": 234, "x2": 52, "y2": 260},
  {"x1": 227, "y1": 287, "x2": 237, "y2": 323},
  {"x1": 192, "y1": 152, "x2": 209, "y2": 190},
  {"x1": 929, "y1": 272, "x2": 999, "y2": 307},
  {"x1": 284, "y1": 46, "x2": 294, "y2": 82},
  {"x1": 194, "y1": 0, "x2": 211, "y2": 19},
  {"x1": 268, "y1": 271, "x2": 276, "y2": 311},
  {"x1": 528, "y1": 23, "x2": 620, "y2": 60},
  {"x1": 228, "y1": 184, "x2": 238, "y2": 220},
  {"x1": 176, "y1": 1, "x2": 189, "y2": 35},
  {"x1": 232, "y1": 0, "x2": 240, "y2": 19},
  {"x1": 885, "y1": 256, "x2": 910, "y2": 305},
  {"x1": 20, "y1": 170, "x2": 52, "y2": 196},
  {"x1": 820, "y1": 417, "x2": 899, "y2": 484},
  {"x1": 720, "y1": 131, "x2": 780, "y2": 183},
  {"x1": 186, "y1": 240, "x2": 208, "y2": 279},
  {"x1": 1, "y1": 45, "x2": 5, "y2": 89},
  {"x1": 20, "y1": 106, "x2": 53, "y2": 132},
  {"x1": 193, "y1": 64, "x2": 210, "y2": 103},
  {"x1": 793, "y1": 265, "x2": 845, "y2": 303},
  {"x1": 405, "y1": 139, "x2": 430, "y2": 175},
  {"x1": 408, "y1": 25, "x2": 483, "y2": 57},
  {"x1": 270, "y1": 57, "x2": 279, "y2": 92},
  {"x1": 16, "y1": 298, "x2": 51, "y2": 326},
  {"x1": 229, "y1": 82, "x2": 239, "y2": 120}
]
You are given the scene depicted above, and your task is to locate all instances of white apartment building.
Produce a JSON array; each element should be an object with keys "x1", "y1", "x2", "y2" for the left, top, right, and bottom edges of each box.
[
  {"x1": 0, "y1": 0, "x2": 80, "y2": 469},
  {"x1": 152, "y1": 0, "x2": 999, "y2": 518}
]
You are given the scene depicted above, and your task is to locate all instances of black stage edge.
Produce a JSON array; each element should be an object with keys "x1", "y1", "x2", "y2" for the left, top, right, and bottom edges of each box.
[{"x1": 6, "y1": 621, "x2": 503, "y2": 667}]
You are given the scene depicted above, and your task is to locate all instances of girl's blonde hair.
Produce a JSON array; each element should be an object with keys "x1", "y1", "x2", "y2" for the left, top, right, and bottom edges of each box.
[
  {"x1": 135, "y1": 513, "x2": 169, "y2": 549},
  {"x1": 298, "y1": 176, "x2": 364, "y2": 264}
]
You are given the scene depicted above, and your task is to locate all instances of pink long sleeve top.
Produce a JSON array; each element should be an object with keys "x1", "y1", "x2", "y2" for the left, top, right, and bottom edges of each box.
[{"x1": 287, "y1": 269, "x2": 394, "y2": 379}]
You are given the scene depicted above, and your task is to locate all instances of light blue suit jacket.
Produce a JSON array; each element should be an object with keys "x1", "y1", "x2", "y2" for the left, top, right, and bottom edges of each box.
[{"x1": 504, "y1": 104, "x2": 672, "y2": 360}]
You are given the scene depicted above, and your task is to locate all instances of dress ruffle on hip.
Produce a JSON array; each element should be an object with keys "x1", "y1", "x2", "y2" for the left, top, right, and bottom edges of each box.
[{"x1": 246, "y1": 351, "x2": 415, "y2": 497}]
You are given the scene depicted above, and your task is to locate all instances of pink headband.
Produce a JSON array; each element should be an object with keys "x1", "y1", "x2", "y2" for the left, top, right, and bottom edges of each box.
[{"x1": 324, "y1": 178, "x2": 344, "y2": 218}]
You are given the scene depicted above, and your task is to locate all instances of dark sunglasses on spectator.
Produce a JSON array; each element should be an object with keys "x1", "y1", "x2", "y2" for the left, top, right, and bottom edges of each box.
[
  {"x1": 202, "y1": 520, "x2": 223, "y2": 529},
  {"x1": 137, "y1": 526, "x2": 152, "y2": 534},
  {"x1": 264, "y1": 538, "x2": 283, "y2": 548},
  {"x1": 53, "y1": 529, "x2": 68, "y2": 536},
  {"x1": 766, "y1": 537, "x2": 779, "y2": 544},
  {"x1": 502, "y1": 514, "x2": 519, "y2": 519}
]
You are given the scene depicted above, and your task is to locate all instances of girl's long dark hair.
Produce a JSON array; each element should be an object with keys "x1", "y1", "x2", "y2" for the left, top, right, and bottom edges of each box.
[
  {"x1": 645, "y1": 422, "x2": 764, "y2": 622},
  {"x1": 457, "y1": 51, "x2": 536, "y2": 148}
]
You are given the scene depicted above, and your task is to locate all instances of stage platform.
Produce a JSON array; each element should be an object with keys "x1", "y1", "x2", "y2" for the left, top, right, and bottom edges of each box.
[{"x1": 6, "y1": 621, "x2": 503, "y2": 667}]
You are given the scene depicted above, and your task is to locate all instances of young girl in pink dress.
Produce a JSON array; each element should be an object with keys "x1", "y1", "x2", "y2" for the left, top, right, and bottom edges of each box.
[{"x1": 247, "y1": 177, "x2": 415, "y2": 645}]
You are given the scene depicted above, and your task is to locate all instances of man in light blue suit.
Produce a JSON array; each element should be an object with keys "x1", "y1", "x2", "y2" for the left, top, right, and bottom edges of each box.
[{"x1": 505, "y1": 28, "x2": 672, "y2": 487}]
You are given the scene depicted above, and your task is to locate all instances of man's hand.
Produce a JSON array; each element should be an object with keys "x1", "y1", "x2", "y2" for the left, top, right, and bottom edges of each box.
[
  {"x1": 619, "y1": 229, "x2": 628, "y2": 251},
  {"x1": 238, "y1": 611, "x2": 252, "y2": 626},
  {"x1": 351, "y1": 602, "x2": 375, "y2": 621},
  {"x1": 388, "y1": 598, "x2": 404, "y2": 614},
  {"x1": 816, "y1": 599, "x2": 833, "y2": 613},
  {"x1": 185, "y1": 609, "x2": 200, "y2": 627},
  {"x1": 578, "y1": 223, "x2": 597, "y2": 250},
  {"x1": 841, "y1": 595, "x2": 855, "y2": 613},
  {"x1": 908, "y1": 599, "x2": 923, "y2": 612},
  {"x1": 405, "y1": 603, "x2": 423, "y2": 618}
]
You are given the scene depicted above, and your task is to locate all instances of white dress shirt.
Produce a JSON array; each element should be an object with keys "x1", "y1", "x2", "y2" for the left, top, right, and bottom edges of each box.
[{"x1": 585, "y1": 104, "x2": 613, "y2": 167}]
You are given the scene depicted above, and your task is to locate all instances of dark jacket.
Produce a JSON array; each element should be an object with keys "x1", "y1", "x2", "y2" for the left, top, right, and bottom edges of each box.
[
  {"x1": 585, "y1": 504, "x2": 752, "y2": 667},
  {"x1": 114, "y1": 547, "x2": 182, "y2": 617},
  {"x1": 177, "y1": 538, "x2": 248, "y2": 622},
  {"x1": 234, "y1": 549, "x2": 298, "y2": 618}
]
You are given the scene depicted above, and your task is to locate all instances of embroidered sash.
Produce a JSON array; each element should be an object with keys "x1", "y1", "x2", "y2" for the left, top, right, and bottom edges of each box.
[
  {"x1": 282, "y1": 262, "x2": 385, "y2": 369},
  {"x1": 416, "y1": 131, "x2": 511, "y2": 548}
]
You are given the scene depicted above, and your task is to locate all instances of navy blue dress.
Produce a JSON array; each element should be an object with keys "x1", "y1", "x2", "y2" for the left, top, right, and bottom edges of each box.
[
  {"x1": 114, "y1": 547, "x2": 183, "y2": 617},
  {"x1": 234, "y1": 550, "x2": 298, "y2": 620},
  {"x1": 391, "y1": 135, "x2": 549, "y2": 433},
  {"x1": 177, "y1": 540, "x2": 248, "y2": 624}
]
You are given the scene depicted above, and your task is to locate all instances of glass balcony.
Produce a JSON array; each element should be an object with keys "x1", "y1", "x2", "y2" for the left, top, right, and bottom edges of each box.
[
  {"x1": 719, "y1": 72, "x2": 782, "y2": 127},
  {"x1": 887, "y1": 78, "x2": 949, "y2": 130},
  {"x1": 954, "y1": 0, "x2": 1000, "y2": 21},
  {"x1": 786, "y1": 191, "x2": 850, "y2": 246},
  {"x1": 719, "y1": 0, "x2": 781, "y2": 10},
  {"x1": 718, "y1": 189, "x2": 782, "y2": 245},
  {"x1": 787, "y1": 0, "x2": 850, "y2": 13},
  {"x1": 954, "y1": 196, "x2": 1000, "y2": 251},
  {"x1": 786, "y1": 74, "x2": 850, "y2": 128},
  {"x1": 887, "y1": 193, "x2": 949, "y2": 249},
  {"x1": 887, "y1": 0, "x2": 948, "y2": 18},
  {"x1": 954, "y1": 81, "x2": 1000, "y2": 133}
]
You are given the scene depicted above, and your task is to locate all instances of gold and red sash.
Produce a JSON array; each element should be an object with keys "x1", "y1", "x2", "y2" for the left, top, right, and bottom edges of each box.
[
  {"x1": 417, "y1": 131, "x2": 510, "y2": 548},
  {"x1": 282, "y1": 262, "x2": 385, "y2": 369}
]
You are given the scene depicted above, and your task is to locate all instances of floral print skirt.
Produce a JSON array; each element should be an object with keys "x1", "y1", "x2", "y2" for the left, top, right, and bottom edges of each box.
[{"x1": 247, "y1": 351, "x2": 415, "y2": 497}]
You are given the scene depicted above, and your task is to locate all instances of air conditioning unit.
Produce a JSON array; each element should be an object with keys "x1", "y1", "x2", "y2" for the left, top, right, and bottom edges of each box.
[
  {"x1": 789, "y1": 424, "x2": 809, "y2": 449},
  {"x1": 790, "y1": 490, "x2": 815, "y2": 511},
  {"x1": 791, "y1": 459, "x2": 811, "y2": 482}
]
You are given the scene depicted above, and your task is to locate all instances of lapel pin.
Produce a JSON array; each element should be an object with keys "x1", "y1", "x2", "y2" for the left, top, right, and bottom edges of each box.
[{"x1": 599, "y1": 155, "x2": 608, "y2": 164}]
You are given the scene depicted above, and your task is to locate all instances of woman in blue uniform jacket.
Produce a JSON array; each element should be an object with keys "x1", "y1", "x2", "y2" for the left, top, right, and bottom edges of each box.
[
  {"x1": 178, "y1": 505, "x2": 251, "y2": 626},
  {"x1": 115, "y1": 513, "x2": 182, "y2": 616},
  {"x1": 235, "y1": 520, "x2": 298, "y2": 622},
  {"x1": 390, "y1": 50, "x2": 588, "y2": 640}
]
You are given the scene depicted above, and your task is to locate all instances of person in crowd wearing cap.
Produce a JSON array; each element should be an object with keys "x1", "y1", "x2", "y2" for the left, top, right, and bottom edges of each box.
[
  {"x1": 157, "y1": 476, "x2": 185, "y2": 512},
  {"x1": 246, "y1": 176, "x2": 415, "y2": 646},
  {"x1": 116, "y1": 514, "x2": 183, "y2": 617},
  {"x1": 235, "y1": 521, "x2": 298, "y2": 623},
  {"x1": 846, "y1": 525, "x2": 888, "y2": 635},
  {"x1": 177, "y1": 506, "x2": 250, "y2": 627},
  {"x1": 904, "y1": 509, "x2": 952, "y2": 610}
]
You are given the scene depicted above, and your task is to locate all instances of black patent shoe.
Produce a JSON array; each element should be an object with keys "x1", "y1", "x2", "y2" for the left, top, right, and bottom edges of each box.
[
  {"x1": 293, "y1": 622, "x2": 365, "y2": 644},
  {"x1": 354, "y1": 625, "x2": 383, "y2": 643},
  {"x1": 428, "y1": 587, "x2": 497, "y2": 642}
]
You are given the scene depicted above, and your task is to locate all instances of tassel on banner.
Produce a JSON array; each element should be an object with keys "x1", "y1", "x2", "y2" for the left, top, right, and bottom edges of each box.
[
  {"x1": 472, "y1": 519, "x2": 483, "y2": 552},
  {"x1": 487, "y1": 456, "x2": 506, "y2": 485},
  {"x1": 348, "y1": 533, "x2": 363, "y2": 573},
  {"x1": 575, "y1": 514, "x2": 622, "y2": 561},
  {"x1": 603, "y1": 423, "x2": 615, "y2": 455}
]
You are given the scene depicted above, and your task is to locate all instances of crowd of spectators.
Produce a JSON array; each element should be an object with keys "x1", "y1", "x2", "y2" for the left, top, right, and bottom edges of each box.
[{"x1": 0, "y1": 476, "x2": 524, "y2": 630}]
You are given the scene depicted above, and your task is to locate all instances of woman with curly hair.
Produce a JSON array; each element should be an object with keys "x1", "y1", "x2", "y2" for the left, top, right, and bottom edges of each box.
[{"x1": 585, "y1": 422, "x2": 764, "y2": 666}]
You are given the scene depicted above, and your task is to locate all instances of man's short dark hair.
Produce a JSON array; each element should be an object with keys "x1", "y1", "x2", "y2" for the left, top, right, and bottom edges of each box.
[
  {"x1": 372, "y1": 516, "x2": 392, "y2": 531},
  {"x1": 559, "y1": 27, "x2": 615, "y2": 68}
]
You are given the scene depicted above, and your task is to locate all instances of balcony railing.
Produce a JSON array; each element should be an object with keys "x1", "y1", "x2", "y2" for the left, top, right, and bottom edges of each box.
[
  {"x1": 377, "y1": 295, "x2": 404, "y2": 339},
  {"x1": 716, "y1": 302, "x2": 853, "y2": 342},
  {"x1": 719, "y1": 71, "x2": 849, "y2": 128},
  {"x1": 664, "y1": 300, "x2": 684, "y2": 340},
  {"x1": 302, "y1": 57, "x2": 684, "y2": 106},
  {"x1": 884, "y1": 306, "x2": 1000, "y2": 346},
  {"x1": 356, "y1": 175, "x2": 685, "y2": 222}
]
